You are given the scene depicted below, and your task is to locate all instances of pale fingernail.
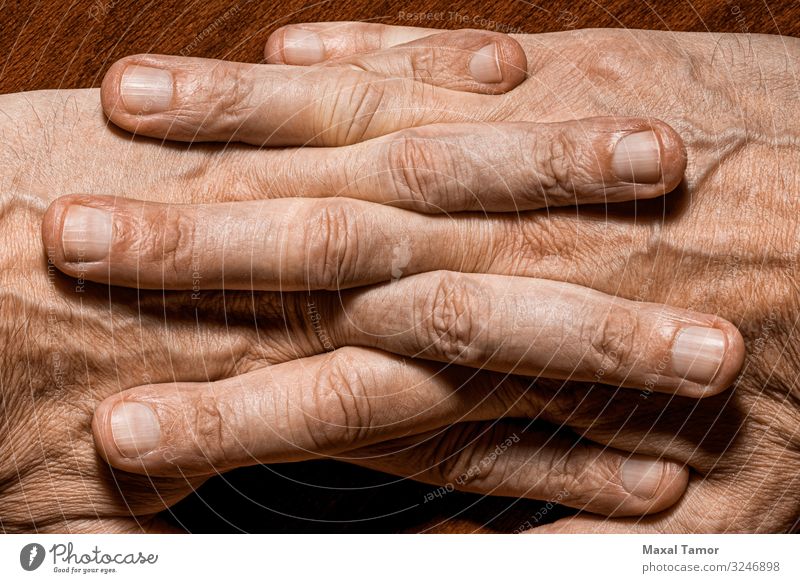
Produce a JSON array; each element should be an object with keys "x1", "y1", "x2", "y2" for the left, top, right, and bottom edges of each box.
[
  {"x1": 469, "y1": 44, "x2": 502, "y2": 84},
  {"x1": 62, "y1": 206, "x2": 112, "y2": 263},
  {"x1": 611, "y1": 130, "x2": 662, "y2": 183},
  {"x1": 283, "y1": 29, "x2": 325, "y2": 65},
  {"x1": 119, "y1": 65, "x2": 173, "y2": 114},
  {"x1": 620, "y1": 458, "x2": 664, "y2": 499},
  {"x1": 111, "y1": 402, "x2": 161, "y2": 458},
  {"x1": 672, "y1": 326, "x2": 726, "y2": 385}
]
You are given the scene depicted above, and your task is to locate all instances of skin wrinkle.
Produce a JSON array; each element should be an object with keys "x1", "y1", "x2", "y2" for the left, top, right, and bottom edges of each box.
[
  {"x1": 480, "y1": 30, "x2": 800, "y2": 530},
  {"x1": 5, "y1": 26, "x2": 800, "y2": 532}
]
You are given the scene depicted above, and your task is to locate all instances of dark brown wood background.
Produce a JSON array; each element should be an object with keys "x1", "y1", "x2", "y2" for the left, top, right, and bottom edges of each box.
[
  {"x1": 1, "y1": 0, "x2": 797, "y2": 532},
  {"x1": 3, "y1": 0, "x2": 799, "y2": 94}
]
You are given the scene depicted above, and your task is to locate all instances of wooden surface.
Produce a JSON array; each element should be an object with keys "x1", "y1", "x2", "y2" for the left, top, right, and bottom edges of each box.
[{"x1": 1, "y1": 0, "x2": 798, "y2": 532}]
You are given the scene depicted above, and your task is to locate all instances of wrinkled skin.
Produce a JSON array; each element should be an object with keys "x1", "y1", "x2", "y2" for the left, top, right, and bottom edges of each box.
[
  {"x1": 0, "y1": 90, "x2": 275, "y2": 532},
  {"x1": 120, "y1": 26, "x2": 800, "y2": 531},
  {"x1": 0, "y1": 89, "x2": 693, "y2": 533},
  {"x1": 501, "y1": 29, "x2": 800, "y2": 533},
  {"x1": 341, "y1": 27, "x2": 800, "y2": 532},
  {"x1": 3, "y1": 26, "x2": 800, "y2": 533}
]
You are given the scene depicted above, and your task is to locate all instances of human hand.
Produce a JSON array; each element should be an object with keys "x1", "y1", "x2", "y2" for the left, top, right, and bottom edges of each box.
[
  {"x1": 110, "y1": 23, "x2": 800, "y2": 532},
  {"x1": 1, "y1": 78, "x2": 724, "y2": 530},
  {"x1": 261, "y1": 23, "x2": 800, "y2": 533}
]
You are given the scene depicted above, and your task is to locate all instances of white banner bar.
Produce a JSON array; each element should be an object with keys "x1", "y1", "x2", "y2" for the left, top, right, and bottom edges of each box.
[{"x1": 0, "y1": 534, "x2": 796, "y2": 582}]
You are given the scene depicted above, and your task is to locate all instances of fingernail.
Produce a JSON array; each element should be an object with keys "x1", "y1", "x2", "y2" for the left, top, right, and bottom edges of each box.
[
  {"x1": 283, "y1": 29, "x2": 325, "y2": 65},
  {"x1": 672, "y1": 326, "x2": 726, "y2": 385},
  {"x1": 120, "y1": 65, "x2": 173, "y2": 114},
  {"x1": 469, "y1": 44, "x2": 503, "y2": 84},
  {"x1": 62, "y1": 205, "x2": 112, "y2": 263},
  {"x1": 111, "y1": 402, "x2": 161, "y2": 458},
  {"x1": 611, "y1": 130, "x2": 662, "y2": 183},
  {"x1": 620, "y1": 458, "x2": 664, "y2": 499}
]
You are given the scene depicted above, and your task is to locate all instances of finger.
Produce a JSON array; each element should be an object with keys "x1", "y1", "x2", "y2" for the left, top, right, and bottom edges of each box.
[
  {"x1": 273, "y1": 28, "x2": 528, "y2": 95},
  {"x1": 327, "y1": 30, "x2": 527, "y2": 94},
  {"x1": 331, "y1": 271, "x2": 744, "y2": 397},
  {"x1": 37, "y1": 200, "x2": 333, "y2": 386},
  {"x1": 511, "y1": 378, "x2": 737, "y2": 474},
  {"x1": 265, "y1": 22, "x2": 436, "y2": 64},
  {"x1": 349, "y1": 421, "x2": 689, "y2": 517},
  {"x1": 43, "y1": 195, "x2": 446, "y2": 291},
  {"x1": 297, "y1": 118, "x2": 685, "y2": 211},
  {"x1": 532, "y1": 479, "x2": 794, "y2": 533},
  {"x1": 91, "y1": 347, "x2": 508, "y2": 476},
  {"x1": 101, "y1": 54, "x2": 486, "y2": 146}
]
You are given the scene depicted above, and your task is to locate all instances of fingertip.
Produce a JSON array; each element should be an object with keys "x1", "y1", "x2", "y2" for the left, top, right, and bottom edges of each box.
[
  {"x1": 600, "y1": 118, "x2": 686, "y2": 199},
  {"x1": 495, "y1": 34, "x2": 528, "y2": 90},
  {"x1": 40, "y1": 194, "x2": 119, "y2": 280},
  {"x1": 440, "y1": 29, "x2": 528, "y2": 94},
  {"x1": 100, "y1": 58, "x2": 125, "y2": 119},
  {"x1": 603, "y1": 455, "x2": 689, "y2": 517},
  {"x1": 92, "y1": 392, "x2": 165, "y2": 473},
  {"x1": 698, "y1": 319, "x2": 746, "y2": 397},
  {"x1": 41, "y1": 196, "x2": 66, "y2": 258},
  {"x1": 268, "y1": 26, "x2": 326, "y2": 66},
  {"x1": 91, "y1": 395, "x2": 119, "y2": 465},
  {"x1": 651, "y1": 119, "x2": 687, "y2": 193},
  {"x1": 629, "y1": 458, "x2": 689, "y2": 515},
  {"x1": 101, "y1": 55, "x2": 177, "y2": 137},
  {"x1": 101, "y1": 55, "x2": 147, "y2": 122},
  {"x1": 264, "y1": 27, "x2": 287, "y2": 64},
  {"x1": 41, "y1": 194, "x2": 89, "y2": 275},
  {"x1": 670, "y1": 319, "x2": 745, "y2": 398}
]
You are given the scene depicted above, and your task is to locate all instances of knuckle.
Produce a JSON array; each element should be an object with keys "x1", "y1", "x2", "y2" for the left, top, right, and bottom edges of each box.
[
  {"x1": 547, "y1": 444, "x2": 610, "y2": 506},
  {"x1": 302, "y1": 200, "x2": 363, "y2": 289},
  {"x1": 583, "y1": 303, "x2": 639, "y2": 381},
  {"x1": 201, "y1": 65, "x2": 255, "y2": 135},
  {"x1": 188, "y1": 392, "x2": 239, "y2": 468},
  {"x1": 417, "y1": 272, "x2": 487, "y2": 363},
  {"x1": 301, "y1": 348, "x2": 374, "y2": 451},
  {"x1": 360, "y1": 23, "x2": 387, "y2": 51},
  {"x1": 135, "y1": 207, "x2": 197, "y2": 279},
  {"x1": 407, "y1": 50, "x2": 436, "y2": 85},
  {"x1": 384, "y1": 129, "x2": 461, "y2": 210},
  {"x1": 533, "y1": 129, "x2": 581, "y2": 203},
  {"x1": 327, "y1": 77, "x2": 388, "y2": 145},
  {"x1": 576, "y1": 35, "x2": 639, "y2": 84},
  {"x1": 428, "y1": 424, "x2": 510, "y2": 491}
]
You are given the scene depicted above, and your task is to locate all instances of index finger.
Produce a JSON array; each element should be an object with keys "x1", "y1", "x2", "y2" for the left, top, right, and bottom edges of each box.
[{"x1": 101, "y1": 54, "x2": 488, "y2": 146}]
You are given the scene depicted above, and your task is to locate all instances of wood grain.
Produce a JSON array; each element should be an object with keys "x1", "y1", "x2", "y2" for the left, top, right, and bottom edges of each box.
[
  {"x1": 2, "y1": 0, "x2": 799, "y2": 93},
  {"x1": 1, "y1": 0, "x2": 797, "y2": 532}
]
